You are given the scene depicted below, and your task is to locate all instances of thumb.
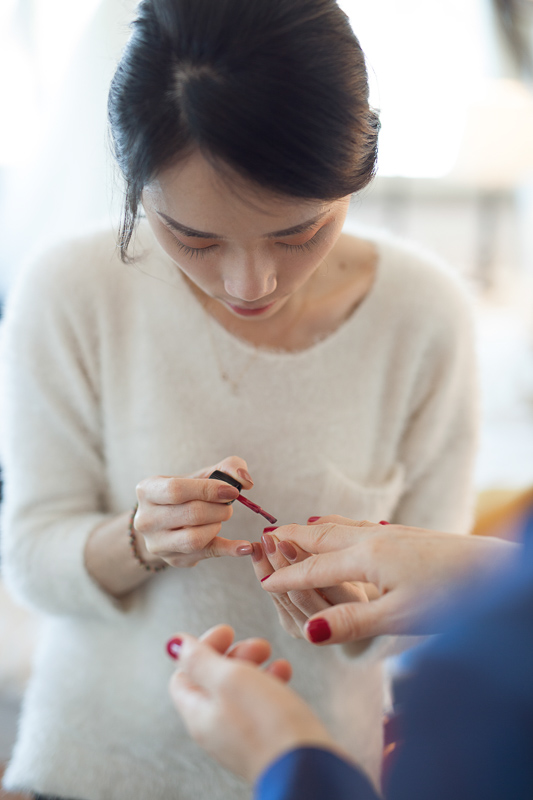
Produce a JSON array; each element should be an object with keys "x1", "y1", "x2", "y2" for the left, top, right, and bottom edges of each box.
[{"x1": 304, "y1": 594, "x2": 400, "y2": 645}]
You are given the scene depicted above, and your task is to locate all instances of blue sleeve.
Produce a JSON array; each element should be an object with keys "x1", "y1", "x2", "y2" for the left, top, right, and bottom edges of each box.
[
  {"x1": 387, "y1": 532, "x2": 533, "y2": 800},
  {"x1": 255, "y1": 747, "x2": 379, "y2": 800}
]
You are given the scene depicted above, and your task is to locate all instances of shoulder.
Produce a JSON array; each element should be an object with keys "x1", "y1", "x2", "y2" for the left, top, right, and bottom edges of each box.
[
  {"x1": 3, "y1": 221, "x2": 173, "y2": 323},
  {"x1": 371, "y1": 230, "x2": 475, "y2": 328}
]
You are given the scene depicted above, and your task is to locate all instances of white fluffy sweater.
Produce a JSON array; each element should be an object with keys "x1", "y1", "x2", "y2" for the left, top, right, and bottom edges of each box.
[{"x1": 1, "y1": 223, "x2": 478, "y2": 799}]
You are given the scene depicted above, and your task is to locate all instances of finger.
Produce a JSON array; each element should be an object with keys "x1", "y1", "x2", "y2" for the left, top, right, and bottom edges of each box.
[
  {"x1": 190, "y1": 456, "x2": 254, "y2": 490},
  {"x1": 304, "y1": 593, "x2": 403, "y2": 645},
  {"x1": 306, "y1": 515, "x2": 377, "y2": 528},
  {"x1": 198, "y1": 624, "x2": 236, "y2": 654},
  {"x1": 271, "y1": 595, "x2": 308, "y2": 638},
  {"x1": 319, "y1": 581, "x2": 369, "y2": 606},
  {"x1": 226, "y1": 638, "x2": 272, "y2": 665},
  {"x1": 202, "y1": 535, "x2": 254, "y2": 559},
  {"x1": 276, "y1": 539, "x2": 311, "y2": 564},
  {"x1": 156, "y1": 525, "x2": 253, "y2": 559},
  {"x1": 272, "y1": 536, "x2": 368, "y2": 612},
  {"x1": 261, "y1": 548, "x2": 368, "y2": 594},
  {"x1": 265, "y1": 659, "x2": 292, "y2": 683},
  {"x1": 274, "y1": 522, "x2": 379, "y2": 557},
  {"x1": 136, "y1": 475, "x2": 240, "y2": 507},
  {"x1": 137, "y1": 498, "x2": 234, "y2": 536},
  {"x1": 261, "y1": 531, "x2": 290, "y2": 572},
  {"x1": 250, "y1": 540, "x2": 275, "y2": 583}
]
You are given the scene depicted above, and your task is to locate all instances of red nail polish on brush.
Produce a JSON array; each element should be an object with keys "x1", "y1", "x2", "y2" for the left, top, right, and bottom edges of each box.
[
  {"x1": 209, "y1": 470, "x2": 277, "y2": 524},
  {"x1": 166, "y1": 637, "x2": 183, "y2": 660}
]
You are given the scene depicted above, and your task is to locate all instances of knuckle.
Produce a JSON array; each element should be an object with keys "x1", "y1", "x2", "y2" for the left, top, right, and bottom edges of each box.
[
  {"x1": 167, "y1": 478, "x2": 186, "y2": 505},
  {"x1": 135, "y1": 481, "x2": 147, "y2": 501},
  {"x1": 335, "y1": 604, "x2": 363, "y2": 640},
  {"x1": 182, "y1": 501, "x2": 204, "y2": 527},
  {"x1": 184, "y1": 527, "x2": 207, "y2": 553},
  {"x1": 287, "y1": 590, "x2": 310, "y2": 610},
  {"x1": 311, "y1": 522, "x2": 336, "y2": 549},
  {"x1": 133, "y1": 509, "x2": 149, "y2": 535},
  {"x1": 202, "y1": 541, "x2": 221, "y2": 559}
]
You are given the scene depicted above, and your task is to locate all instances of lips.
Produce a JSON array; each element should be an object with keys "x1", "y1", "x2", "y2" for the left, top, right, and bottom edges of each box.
[{"x1": 226, "y1": 301, "x2": 276, "y2": 317}]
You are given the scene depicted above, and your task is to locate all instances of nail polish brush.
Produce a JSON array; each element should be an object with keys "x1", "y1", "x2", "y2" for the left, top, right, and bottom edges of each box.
[{"x1": 209, "y1": 470, "x2": 277, "y2": 524}]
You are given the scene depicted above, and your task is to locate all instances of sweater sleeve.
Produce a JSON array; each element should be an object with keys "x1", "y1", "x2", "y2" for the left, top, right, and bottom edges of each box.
[
  {"x1": 0, "y1": 243, "x2": 124, "y2": 620},
  {"x1": 255, "y1": 748, "x2": 378, "y2": 800},
  {"x1": 392, "y1": 276, "x2": 479, "y2": 534}
]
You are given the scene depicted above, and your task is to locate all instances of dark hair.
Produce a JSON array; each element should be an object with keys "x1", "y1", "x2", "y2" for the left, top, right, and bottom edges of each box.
[{"x1": 108, "y1": 0, "x2": 380, "y2": 259}]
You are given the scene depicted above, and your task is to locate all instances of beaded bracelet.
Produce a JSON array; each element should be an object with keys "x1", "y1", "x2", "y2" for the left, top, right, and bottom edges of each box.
[{"x1": 128, "y1": 503, "x2": 168, "y2": 573}]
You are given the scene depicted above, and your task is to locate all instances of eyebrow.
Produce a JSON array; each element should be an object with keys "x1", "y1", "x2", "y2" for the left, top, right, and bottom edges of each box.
[{"x1": 156, "y1": 210, "x2": 329, "y2": 240}]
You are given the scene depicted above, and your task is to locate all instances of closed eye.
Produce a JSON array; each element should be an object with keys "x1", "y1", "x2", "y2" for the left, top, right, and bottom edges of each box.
[
  {"x1": 173, "y1": 239, "x2": 219, "y2": 258},
  {"x1": 277, "y1": 225, "x2": 325, "y2": 252}
]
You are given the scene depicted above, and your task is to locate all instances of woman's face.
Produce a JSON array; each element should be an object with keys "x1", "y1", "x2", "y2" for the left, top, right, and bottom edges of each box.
[{"x1": 142, "y1": 150, "x2": 350, "y2": 322}]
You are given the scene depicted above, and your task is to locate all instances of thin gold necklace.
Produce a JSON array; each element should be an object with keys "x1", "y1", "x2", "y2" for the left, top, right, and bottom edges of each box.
[{"x1": 202, "y1": 304, "x2": 260, "y2": 395}]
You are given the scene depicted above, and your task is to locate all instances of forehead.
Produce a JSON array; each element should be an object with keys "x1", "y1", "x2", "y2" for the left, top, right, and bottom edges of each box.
[{"x1": 143, "y1": 150, "x2": 332, "y2": 237}]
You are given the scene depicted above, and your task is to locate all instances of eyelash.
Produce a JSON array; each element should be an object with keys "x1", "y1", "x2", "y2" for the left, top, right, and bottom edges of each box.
[
  {"x1": 171, "y1": 225, "x2": 324, "y2": 257},
  {"x1": 173, "y1": 240, "x2": 218, "y2": 259},
  {"x1": 277, "y1": 229, "x2": 321, "y2": 252}
]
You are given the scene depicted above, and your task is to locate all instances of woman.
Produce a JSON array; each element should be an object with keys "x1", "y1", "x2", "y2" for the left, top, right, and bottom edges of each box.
[{"x1": 1, "y1": 1, "x2": 477, "y2": 798}]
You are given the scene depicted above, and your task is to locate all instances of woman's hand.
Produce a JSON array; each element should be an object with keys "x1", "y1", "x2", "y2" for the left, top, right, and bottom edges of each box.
[
  {"x1": 169, "y1": 625, "x2": 340, "y2": 783},
  {"x1": 260, "y1": 516, "x2": 519, "y2": 644},
  {"x1": 134, "y1": 457, "x2": 255, "y2": 568},
  {"x1": 250, "y1": 529, "x2": 370, "y2": 640}
]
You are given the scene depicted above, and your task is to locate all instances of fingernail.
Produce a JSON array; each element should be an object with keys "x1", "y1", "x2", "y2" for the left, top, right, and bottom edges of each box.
[
  {"x1": 306, "y1": 618, "x2": 331, "y2": 643},
  {"x1": 307, "y1": 516, "x2": 320, "y2": 523},
  {"x1": 263, "y1": 525, "x2": 278, "y2": 533},
  {"x1": 218, "y1": 485, "x2": 239, "y2": 501},
  {"x1": 261, "y1": 533, "x2": 276, "y2": 555},
  {"x1": 166, "y1": 637, "x2": 183, "y2": 659},
  {"x1": 379, "y1": 520, "x2": 390, "y2": 525},
  {"x1": 236, "y1": 543, "x2": 253, "y2": 556},
  {"x1": 251, "y1": 542, "x2": 263, "y2": 562},
  {"x1": 237, "y1": 468, "x2": 254, "y2": 485},
  {"x1": 260, "y1": 574, "x2": 271, "y2": 583},
  {"x1": 278, "y1": 541, "x2": 297, "y2": 561}
]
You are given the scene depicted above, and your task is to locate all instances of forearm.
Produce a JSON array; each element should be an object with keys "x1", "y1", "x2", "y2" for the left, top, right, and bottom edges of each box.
[{"x1": 84, "y1": 510, "x2": 166, "y2": 598}]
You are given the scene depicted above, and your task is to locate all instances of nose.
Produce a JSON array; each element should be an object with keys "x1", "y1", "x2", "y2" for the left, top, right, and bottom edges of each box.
[{"x1": 223, "y1": 251, "x2": 277, "y2": 303}]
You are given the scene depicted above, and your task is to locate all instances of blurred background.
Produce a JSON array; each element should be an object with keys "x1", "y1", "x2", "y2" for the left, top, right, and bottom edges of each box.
[{"x1": 1, "y1": 0, "x2": 533, "y2": 791}]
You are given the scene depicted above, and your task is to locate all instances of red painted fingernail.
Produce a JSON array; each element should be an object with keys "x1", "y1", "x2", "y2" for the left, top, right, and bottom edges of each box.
[
  {"x1": 306, "y1": 618, "x2": 331, "y2": 643},
  {"x1": 261, "y1": 533, "x2": 276, "y2": 554},
  {"x1": 251, "y1": 542, "x2": 263, "y2": 562},
  {"x1": 379, "y1": 520, "x2": 390, "y2": 525},
  {"x1": 260, "y1": 574, "x2": 271, "y2": 583},
  {"x1": 278, "y1": 541, "x2": 298, "y2": 561},
  {"x1": 307, "y1": 516, "x2": 320, "y2": 523},
  {"x1": 263, "y1": 526, "x2": 278, "y2": 533},
  {"x1": 166, "y1": 637, "x2": 183, "y2": 659},
  {"x1": 236, "y1": 543, "x2": 253, "y2": 556}
]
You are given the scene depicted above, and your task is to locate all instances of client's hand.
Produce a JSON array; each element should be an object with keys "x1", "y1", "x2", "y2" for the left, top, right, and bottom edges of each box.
[
  {"x1": 251, "y1": 530, "x2": 371, "y2": 640},
  {"x1": 134, "y1": 456, "x2": 254, "y2": 567},
  {"x1": 168, "y1": 625, "x2": 341, "y2": 783},
  {"x1": 260, "y1": 516, "x2": 518, "y2": 645}
]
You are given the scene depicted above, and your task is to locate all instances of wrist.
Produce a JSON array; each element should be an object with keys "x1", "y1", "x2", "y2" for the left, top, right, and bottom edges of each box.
[{"x1": 128, "y1": 504, "x2": 168, "y2": 572}]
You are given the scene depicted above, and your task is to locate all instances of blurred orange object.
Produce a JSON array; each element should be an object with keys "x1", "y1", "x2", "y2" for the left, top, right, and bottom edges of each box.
[{"x1": 472, "y1": 487, "x2": 533, "y2": 541}]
